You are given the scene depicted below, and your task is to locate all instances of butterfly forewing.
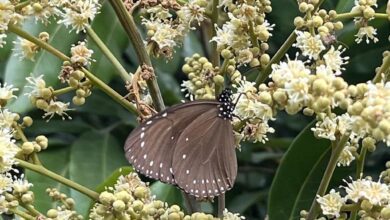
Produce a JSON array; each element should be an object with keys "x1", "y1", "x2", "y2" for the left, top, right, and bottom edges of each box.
[
  {"x1": 124, "y1": 101, "x2": 220, "y2": 184},
  {"x1": 172, "y1": 107, "x2": 237, "y2": 199}
]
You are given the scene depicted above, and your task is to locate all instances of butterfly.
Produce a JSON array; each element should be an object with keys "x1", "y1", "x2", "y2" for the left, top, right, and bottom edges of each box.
[{"x1": 124, "y1": 89, "x2": 237, "y2": 199}]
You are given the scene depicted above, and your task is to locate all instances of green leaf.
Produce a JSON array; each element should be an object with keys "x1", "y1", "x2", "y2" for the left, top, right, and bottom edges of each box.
[
  {"x1": 182, "y1": 31, "x2": 205, "y2": 58},
  {"x1": 4, "y1": 18, "x2": 78, "y2": 113},
  {"x1": 68, "y1": 130, "x2": 129, "y2": 215},
  {"x1": 150, "y1": 182, "x2": 184, "y2": 207},
  {"x1": 89, "y1": 2, "x2": 129, "y2": 83},
  {"x1": 268, "y1": 121, "x2": 331, "y2": 220},
  {"x1": 228, "y1": 191, "x2": 263, "y2": 213},
  {"x1": 26, "y1": 146, "x2": 71, "y2": 212}
]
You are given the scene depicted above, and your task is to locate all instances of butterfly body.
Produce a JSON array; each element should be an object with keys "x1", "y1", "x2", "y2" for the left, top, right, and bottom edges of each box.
[{"x1": 124, "y1": 90, "x2": 237, "y2": 199}]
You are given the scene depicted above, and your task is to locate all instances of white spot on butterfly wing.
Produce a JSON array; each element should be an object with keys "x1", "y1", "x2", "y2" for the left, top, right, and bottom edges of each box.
[
  {"x1": 141, "y1": 127, "x2": 145, "y2": 131},
  {"x1": 143, "y1": 154, "x2": 147, "y2": 159},
  {"x1": 182, "y1": 154, "x2": 186, "y2": 159},
  {"x1": 185, "y1": 137, "x2": 189, "y2": 142},
  {"x1": 162, "y1": 112, "x2": 167, "y2": 117},
  {"x1": 140, "y1": 132, "x2": 145, "y2": 139},
  {"x1": 141, "y1": 141, "x2": 145, "y2": 148},
  {"x1": 186, "y1": 170, "x2": 189, "y2": 174},
  {"x1": 159, "y1": 163, "x2": 163, "y2": 168},
  {"x1": 149, "y1": 161, "x2": 154, "y2": 166},
  {"x1": 146, "y1": 121, "x2": 152, "y2": 125}
]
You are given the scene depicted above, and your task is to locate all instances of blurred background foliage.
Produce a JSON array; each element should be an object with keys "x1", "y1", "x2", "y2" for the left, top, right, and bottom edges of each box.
[{"x1": 0, "y1": 0, "x2": 389, "y2": 219}]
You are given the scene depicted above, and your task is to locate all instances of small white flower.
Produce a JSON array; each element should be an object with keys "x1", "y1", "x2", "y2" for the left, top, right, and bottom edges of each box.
[
  {"x1": 323, "y1": 46, "x2": 349, "y2": 75},
  {"x1": 364, "y1": 179, "x2": 390, "y2": 205},
  {"x1": 0, "y1": 83, "x2": 18, "y2": 102},
  {"x1": 12, "y1": 37, "x2": 38, "y2": 61},
  {"x1": 0, "y1": 128, "x2": 19, "y2": 173},
  {"x1": 25, "y1": 74, "x2": 46, "y2": 98},
  {"x1": 12, "y1": 175, "x2": 33, "y2": 195},
  {"x1": 0, "y1": 108, "x2": 18, "y2": 128},
  {"x1": 0, "y1": 173, "x2": 13, "y2": 194},
  {"x1": 311, "y1": 116, "x2": 337, "y2": 141},
  {"x1": 151, "y1": 22, "x2": 178, "y2": 50},
  {"x1": 316, "y1": 189, "x2": 345, "y2": 218},
  {"x1": 0, "y1": 0, "x2": 14, "y2": 31},
  {"x1": 344, "y1": 177, "x2": 368, "y2": 202},
  {"x1": 0, "y1": 195, "x2": 8, "y2": 214},
  {"x1": 24, "y1": 1, "x2": 56, "y2": 24},
  {"x1": 210, "y1": 23, "x2": 234, "y2": 50},
  {"x1": 43, "y1": 100, "x2": 72, "y2": 121},
  {"x1": 337, "y1": 147, "x2": 355, "y2": 167},
  {"x1": 178, "y1": 0, "x2": 207, "y2": 27},
  {"x1": 355, "y1": 26, "x2": 379, "y2": 44},
  {"x1": 294, "y1": 31, "x2": 325, "y2": 60},
  {"x1": 58, "y1": 0, "x2": 100, "y2": 33},
  {"x1": 223, "y1": 208, "x2": 245, "y2": 220},
  {"x1": 70, "y1": 41, "x2": 94, "y2": 66}
]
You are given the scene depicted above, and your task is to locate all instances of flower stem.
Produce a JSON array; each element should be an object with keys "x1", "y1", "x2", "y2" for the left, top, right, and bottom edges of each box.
[
  {"x1": 373, "y1": 52, "x2": 390, "y2": 83},
  {"x1": 81, "y1": 68, "x2": 137, "y2": 114},
  {"x1": 9, "y1": 23, "x2": 137, "y2": 114},
  {"x1": 210, "y1": 0, "x2": 220, "y2": 67},
  {"x1": 52, "y1": 86, "x2": 75, "y2": 96},
  {"x1": 8, "y1": 24, "x2": 69, "y2": 61},
  {"x1": 306, "y1": 134, "x2": 350, "y2": 220},
  {"x1": 16, "y1": 159, "x2": 99, "y2": 200},
  {"x1": 85, "y1": 26, "x2": 132, "y2": 82},
  {"x1": 14, "y1": 125, "x2": 42, "y2": 165},
  {"x1": 20, "y1": 203, "x2": 42, "y2": 217},
  {"x1": 254, "y1": 0, "x2": 326, "y2": 87},
  {"x1": 336, "y1": 12, "x2": 388, "y2": 20},
  {"x1": 14, "y1": 0, "x2": 31, "y2": 10},
  {"x1": 108, "y1": 0, "x2": 165, "y2": 112},
  {"x1": 9, "y1": 208, "x2": 35, "y2": 220}
]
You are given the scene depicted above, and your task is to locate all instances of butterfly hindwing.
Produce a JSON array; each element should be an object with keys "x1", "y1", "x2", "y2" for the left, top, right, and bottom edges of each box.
[
  {"x1": 172, "y1": 107, "x2": 237, "y2": 199},
  {"x1": 124, "y1": 101, "x2": 220, "y2": 184}
]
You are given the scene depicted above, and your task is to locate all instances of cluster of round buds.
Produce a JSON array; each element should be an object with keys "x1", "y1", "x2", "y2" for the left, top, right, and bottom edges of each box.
[
  {"x1": 220, "y1": 50, "x2": 242, "y2": 85},
  {"x1": 232, "y1": 80, "x2": 275, "y2": 144},
  {"x1": 351, "y1": 0, "x2": 377, "y2": 20},
  {"x1": 294, "y1": 9, "x2": 343, "y2": 40},
  {"x1": 212, "y1": 0, "x2": 273, "y2": 66},
  {"x1": 270, "y1": 58, "x2": 349, "y2": 115},
  {"x1": 20, "y1": 135, "x2": 48, "y2": 155},
  {"x1": 381, "y1": 161, "x2": 390, "y2": 184},
  {"x1": 60, "y1": 61, "x2": 92, "y2": 106},
  {"x1": 351, "y1": 0, "x2": 379, "y2": 43},
  {"x1": 346, "y1": 80, "x2": 390, "y2": 146},
  {"x1": 181, "y1": 54, "x2": 219, "y2": 99},
  {"x1": 141, "y1": 1, "x2": 207, "y2": 58},
  {"x1": 45, "y1": 188, "x2": 82, "y2": 219}
]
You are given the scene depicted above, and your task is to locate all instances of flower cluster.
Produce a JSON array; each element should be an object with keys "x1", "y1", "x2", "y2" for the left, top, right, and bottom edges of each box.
[
  {"x1": 316, "y1": 175, "x2": 390, "y2": 219},
  {"x1": 351, "y1": 0, "x2": 379, "y2": 44},
  {"x1": 25, "y1": 74, "x2": 72, "y2": 120},
  {"x1": 141, "y1": 0, "x2": 207, "y2": 58},
  {"x1": 232, "y1": 80, "x2": 275, "y2": 144},
  {"x1": 45, "y1": 188, "x2": 83, "y2": 220},
  {"x1": 212, "y1": 0, "x2": 273, "y2": 66},
  {"x1": 90, "y1": 173, "x2": 244, "y2": 219},
  {"x1": 0, "y1": 0, "x2": 15, "y2": 48}
]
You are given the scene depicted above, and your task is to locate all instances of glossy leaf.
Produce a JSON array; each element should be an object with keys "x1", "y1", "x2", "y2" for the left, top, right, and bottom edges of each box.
[
  {"x1": 68, "y1": 130, "x2": 128, "y2": 215},
  {"x1": 94, "y1": 166, "x2": 133, "y2": 193},
  {"x1": 268, "y1": 121, "x2": 331, "y2": 220},
  {"x1": 150, "y1": 182, "x2": 184, "y2": 207}
]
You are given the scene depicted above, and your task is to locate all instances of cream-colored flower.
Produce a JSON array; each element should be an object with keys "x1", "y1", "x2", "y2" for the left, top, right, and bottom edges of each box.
[
  {"x1": 312, "y1": 116, "x2": 337, "y2": 141},
  {"x1": 13, "y1": 37, "x2": 38, "y2": 61},
  {"x1": 294, "y1": 31, "x2": 325, "y2": 60},
  {"x1": 0, "y1": 0, "x2": 14, "y2": 31},
  {"x1": 323, "y1": 46, "x2": 349, "y2": 75},
  {"x1": 0, "y1": 33, "x2": 7, "y2": 48},
  {"x1": 223, "y1": 208, "x2": 245, "y2": 220},
  {"x1": 0, "y1": 109, "x2": 18, "y2": 128},
  {"x1": 58, "y1": 0, "x2": 100, "y2": 33},
  {"x1": 70, "y1": 41, "x2": 94, "y2": 66},
  {"x1": 0, "y1": 173, "x2": 13, "y2": 194},
  {"x1": 355, "y1": 26, "x2": 379, "y2": 44},
  {"x1": 0, "y1": 128, "x2": 18, "y2": 173},
  {"x1": 24, "y1": 0, "x2": 56, "y2": 24},
  {"x1": 0, "y1": 83, "x2": 18, "y2": 103},
  {"x1": 316, "y1": 189, "x2": 345, "y2": 217},
  {"x1": 43, "y1": 100, "x2": 72, "y2": 121},
  {"x1": 25, "y1": 74, "x2": 46, "y2": 98},
  {"x1": 337, "y1": 147, "x2": 355, "y2": 167}
]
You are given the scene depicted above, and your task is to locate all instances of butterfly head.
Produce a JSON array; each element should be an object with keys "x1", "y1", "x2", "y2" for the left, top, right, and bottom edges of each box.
[{"x1": 217, "y1": 89, "x2": 234, "y2": 120}]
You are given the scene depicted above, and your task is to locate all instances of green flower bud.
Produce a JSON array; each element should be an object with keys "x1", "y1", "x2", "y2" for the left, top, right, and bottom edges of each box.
[
  {"x1": 76, "y1": 89, "x2": 86, "y2": 97},
  {"x1": 22, "y1": 142, "x2": 35, "y2": 154},
  {"x1": 213, "y1": 75, "x2": 224, "y2": 86},
  {"x1": 221, "y1": 49, "x2": 232, "y2": 59},
  {"x1": 32, "y1": 2, "x2": 43, "y2": 12},
  {"x1": 348, "y1": 102, "x2": 363, "y2": 115},
  {"x1": 273, "y1": 90, "x2": 287, "y2": 105},
  {"x1": 115, "y1": 191, "x2": 132, "y2": 203},
  {"x1": 294, "y1": 16, "x2": 305, "y2": 28},
  {"x1": 314, "y1": 96, "x2": 330, "y2": 112},
  {"x1": 41, "y1": 88, "x2": 52, "y2": 100},
  {"x1": 312, "y1": 16, "x2": 324, "y2": 27},
  {"x1": 99, "y1": 192, "x2": 115, "y2": 206},
  {"x1": 372, "y1": 128, "x2": 385, "y2": 142},
  {"x1": 260, "y1": 54, "x2": 270, "y2": 66},
  {"x1": 348, "y1": 85, "x2": 358, "y2": 97},
  {"x1": 134, "y1": 186, "x2": 148, "y2": 199},
  {"x1": 72, "y1": 70, "x2": 85, "y2": 81},
  {"x1": 249, "y1": 58, "x2": 260, "y2": 67},
  {"x1": 65, "y1": 198, "x2": 75, "y2": 208},
  {"x1": 168, "y1": 213, "x2": 181, "y2": 220},
  {"x1": 334, "y1": 21, "x2": 343, "y2": 30},
  {"x1": 363, "y1": 7, "x2": 375, "y2": 19},
  {"x1": 362, "y1": 137, "x2": 376, "y2": 152},
  {"x1": 361, "y1": 199, "x2": 373, "y2": 211},
  {"x1": 299, "y1": 2, "x2": 308, "y2": 12},
  {"x1": 379, "y1": 120, "x2": 390, "y2": 134},
  {"x1": 259, "y1": 92, "x2": 272, "y2": 105},
  {"x1": 380, "y1": 207, "x2": 390, "y2": 219},
  {"x1": 36, "y1": 99, "x2": 49, "y2": 110},
  {"x1": 47, "y1": 209, "x2": 58, "y2": 218},
  {"x1": 182, "y1": 64, "x2": 193, "y2": 74},
  {"x1": 132, "y1": 200, "x2": 144, "y2": 212},
  {"x1": 356, "y1": 83, "x2": 368, "y2": 97},
  {"x1": 303, "y1": 108, "x2": 314, "y2": 116},
  {"x1": 73, "y1": 96, "x2": 85, "y2": 106},
  {"x1": 69, "y1": 77, "x2": 79, "y2": 88},
  {"x1": 113, "y1": 200, "x2": 126, "y2": 212},
  {"x1": 312, "y1": 79, "x2": 328, "y2": 94},
  {"x1": 198, "y1": 57, "x2": 208, "y2": 64},
  {"x1": 23, "y1": 116, "x2": 33, "y2": 127},
  {"x1": 21, "y1": 193, "x2": 34, "y2": 204},
  {"x1": 33, "y1": 142, "x2": 41, "y2": 152}
]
